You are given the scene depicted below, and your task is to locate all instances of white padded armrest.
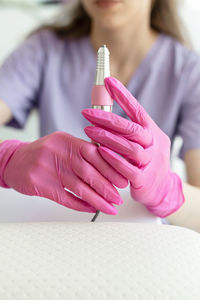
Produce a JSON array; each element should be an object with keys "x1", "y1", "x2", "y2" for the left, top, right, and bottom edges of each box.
[{"x1": 0, "y1": 222, "x2": 200, "y2": 300}]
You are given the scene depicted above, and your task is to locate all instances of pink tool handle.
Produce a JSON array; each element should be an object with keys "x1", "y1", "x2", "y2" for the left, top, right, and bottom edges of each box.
[{"x1": 91, "y1": 85, "x2": 113, "y2": 106}]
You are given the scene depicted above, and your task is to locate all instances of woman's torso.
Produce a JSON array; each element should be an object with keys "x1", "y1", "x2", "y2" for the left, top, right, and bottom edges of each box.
[{"x1": 37, "y1": 31, "x2": 191, "y2": 150}]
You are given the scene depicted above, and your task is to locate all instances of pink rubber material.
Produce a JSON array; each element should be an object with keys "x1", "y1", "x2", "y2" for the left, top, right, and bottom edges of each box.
[
  {"x1": 0, "y1": 140, "x2": 25, "y2": 188},
  {"x1": 0, "y1": 133, "x2": 128, "y2": 215},
  {"x1": 91, "y1": 85, "x2": 113, "y2": 106},
  {"x1": 82, "y1": 76, "x2": 185, "y2": 218}
]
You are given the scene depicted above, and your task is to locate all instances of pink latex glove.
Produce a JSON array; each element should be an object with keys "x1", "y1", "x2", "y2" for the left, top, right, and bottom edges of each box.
[
  {"x1": 0, "y1": 131, "x2": 128, "y2": 215},
  {"x1": 82, "y1": 77, "x2": 185, "y2": 218}
]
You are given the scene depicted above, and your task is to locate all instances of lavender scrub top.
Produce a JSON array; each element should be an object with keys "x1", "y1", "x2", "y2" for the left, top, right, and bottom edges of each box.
[{"x1": 0, "y1": 30, "x2": 200, "y2": 160}]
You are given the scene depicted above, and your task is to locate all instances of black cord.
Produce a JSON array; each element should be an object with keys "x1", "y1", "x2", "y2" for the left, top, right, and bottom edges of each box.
[{"x1": 90, "y1": 210, "x2": 100, "y2": 222}]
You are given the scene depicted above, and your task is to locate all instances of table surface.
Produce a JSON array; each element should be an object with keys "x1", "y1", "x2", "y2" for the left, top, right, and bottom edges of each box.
[{"x1": 0, "y1": 186, "x2": 161, "y2": 223}]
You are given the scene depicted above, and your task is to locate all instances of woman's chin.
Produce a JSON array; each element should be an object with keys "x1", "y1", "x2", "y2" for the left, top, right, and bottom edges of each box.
[{"x1": 96, "y1": 17, "x2": 124, "y2": 31}]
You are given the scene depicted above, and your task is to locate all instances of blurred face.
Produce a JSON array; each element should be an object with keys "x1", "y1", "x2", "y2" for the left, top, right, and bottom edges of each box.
[{"x1": 81, "y1": 0, "x2": 152, "y2": 30}]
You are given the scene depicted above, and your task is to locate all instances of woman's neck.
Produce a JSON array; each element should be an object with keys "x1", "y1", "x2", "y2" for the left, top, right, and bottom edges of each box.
[{"x1": 90, "y1": 22, "x2": 158, "y2": 85}]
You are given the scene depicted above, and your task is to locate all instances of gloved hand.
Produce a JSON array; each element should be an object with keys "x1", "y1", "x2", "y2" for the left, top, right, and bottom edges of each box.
[
  {"x1": 82, "y1": 77, "x2": 185, "y2": 218},
  {"x1": 0, "y1": 131, "x2": 128, "y2": 215}
]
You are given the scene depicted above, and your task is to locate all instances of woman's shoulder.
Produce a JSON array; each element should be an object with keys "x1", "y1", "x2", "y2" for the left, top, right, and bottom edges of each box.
[
  {"x1": 160, "y1": 33, "x2": 200, "y2": 73},
  {"x1": 26, "y1": 29, "x2": 89, "y2": 58},
  {"x1": 30, "y1": 29, "x2": 86, "y2": 46},
  {"x1": 27, "y1": 29, "x2": 61, "y2": 48},
  {"x1": 11, "y1": 29, "x2": 60, "y2": 57}
]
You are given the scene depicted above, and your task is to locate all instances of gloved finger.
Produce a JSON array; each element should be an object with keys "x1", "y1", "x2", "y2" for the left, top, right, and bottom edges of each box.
[
  {"x1": 61, "y1": 190, "x2": 97, "y2": 213},
  {"x1": 81, "y1": 141, "x2": 128, "y2": 188},
  {"x1": 30, "y1": 172, "x2": 97, "y2": 213},
  {"x1": 84, "y1": 126, "x2": 152, "y2": 167},
  {"x1": 61, "y1": 172, "x2": 118, "y2": 215},
  {"x1": 104, "y1": 77, "x2": 152, "y2": 127},
  {"x1": 82, "y1": 109, "x2": 152, "y2": 148},
  {"x1": 98, "y1": 146, "x2": 143, "y2": 189},
  {"x1": 72, "y1": 156, "x2": 124, "y2": 205}
]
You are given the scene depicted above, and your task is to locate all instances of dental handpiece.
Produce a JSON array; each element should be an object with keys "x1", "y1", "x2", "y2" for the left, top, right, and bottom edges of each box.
[{"x1": 90, "y1": 45, "x2": 113, "y2": 222}]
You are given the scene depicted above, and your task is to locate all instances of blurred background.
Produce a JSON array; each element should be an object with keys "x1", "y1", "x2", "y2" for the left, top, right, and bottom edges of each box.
[{"x1": 0, "y1": 0, "x2": 199, "y2": 221}]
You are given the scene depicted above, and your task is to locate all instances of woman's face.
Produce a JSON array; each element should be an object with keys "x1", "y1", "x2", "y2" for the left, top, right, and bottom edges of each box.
[{"x1": 81, "y1": 0, "x2": 152, "y2": 29}]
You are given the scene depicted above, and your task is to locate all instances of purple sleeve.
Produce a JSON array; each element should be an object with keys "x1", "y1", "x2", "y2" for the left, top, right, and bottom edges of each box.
[
  {"x1": 177, "y1": 52, "x2": 200, "y2": 160},
  {"x1": 0, "y1": 32, "x2": 46, "y2": 128}
]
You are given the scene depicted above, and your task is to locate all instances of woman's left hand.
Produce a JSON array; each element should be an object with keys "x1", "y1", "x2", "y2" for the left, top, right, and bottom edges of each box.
[{"x1": 82, "y1": 77, "x2": 185, "y2": 217}]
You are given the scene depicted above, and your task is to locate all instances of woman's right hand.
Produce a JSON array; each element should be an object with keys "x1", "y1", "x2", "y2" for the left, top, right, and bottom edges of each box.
[{"x1": 0, "y1": 132, "x2": 128, "y2": 214}]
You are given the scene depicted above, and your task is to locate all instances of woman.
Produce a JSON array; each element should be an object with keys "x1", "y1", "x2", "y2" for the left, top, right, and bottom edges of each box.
[{"x1": 0, "y1": 0, "x2": 199, "y2": 229}]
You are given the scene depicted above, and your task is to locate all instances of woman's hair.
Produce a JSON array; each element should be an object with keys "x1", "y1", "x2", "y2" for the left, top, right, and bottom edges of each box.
[{"x1": 37, "y1": 0, "x2": 187, "y2": 44}]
